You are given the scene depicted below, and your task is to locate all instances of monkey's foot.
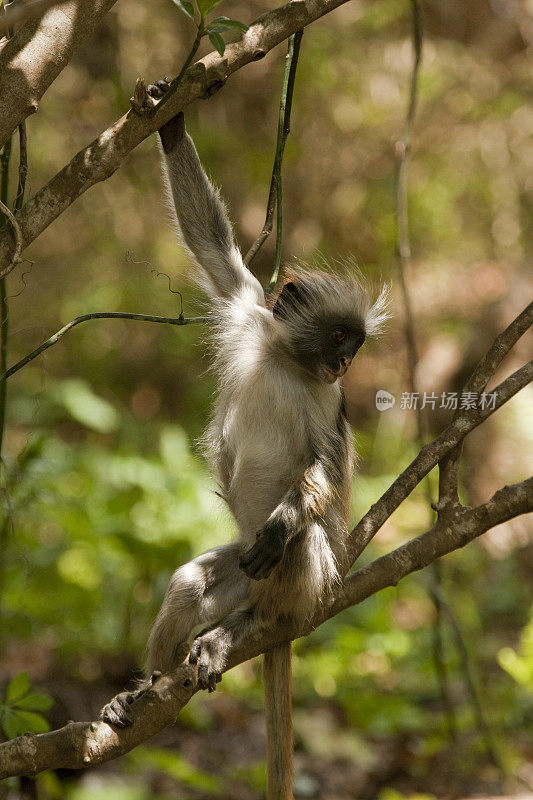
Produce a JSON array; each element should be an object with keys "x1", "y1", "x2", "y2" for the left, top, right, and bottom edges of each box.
[
  {"x1": 239, "y1": 521, "x2": 286, "y2": 581},
  {"x1": 189, "y1": 632, "x2": 225, "y2": 693},
  {"x1": 100, "y1": 671, "x2": 161, "y2": 728}
]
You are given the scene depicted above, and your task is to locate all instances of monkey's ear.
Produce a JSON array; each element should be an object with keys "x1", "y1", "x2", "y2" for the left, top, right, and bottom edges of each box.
[{"x1": 272, "y1": 281, "x2": 301, "y2": 319}]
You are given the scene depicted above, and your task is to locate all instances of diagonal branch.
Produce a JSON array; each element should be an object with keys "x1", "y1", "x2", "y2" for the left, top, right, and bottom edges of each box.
[
  {"x1": 0, "y1": 0, "x2": 71, "y2": 36},
  {"x1": 347, "y1": 358, "x2": 532, "y2": 564},
  {"x1": 0, "y1": 0, "x2": 118, "y2": 147},
  {"x1": 438, "y1": 299, "x2": 533, "y2": 510},
  {"x1": 0, "y1": 0, "x2": 352, "y2": 276},
  {"x1": 0, "y1": 476, "x2": 530, "y2": 778}
]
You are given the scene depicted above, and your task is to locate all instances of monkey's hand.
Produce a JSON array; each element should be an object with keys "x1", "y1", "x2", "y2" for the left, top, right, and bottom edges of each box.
[
  {"x1": 100, "y1": 671, "x2": 161, "y2": 728},
  {"x1": 146, "y1": 78, "x2": 186, "y2": 153},
  {"x1": 239, "y1": 518, "x2": 287, "y2": 580}
]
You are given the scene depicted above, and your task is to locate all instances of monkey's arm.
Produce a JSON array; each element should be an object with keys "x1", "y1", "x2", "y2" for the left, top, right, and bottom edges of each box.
[
  {"x1": 239, "y1": 459, "x2": 336, "y2": 580},
  {"x1": 158, "y1": 110, "x2": 263, "y2": 302}
]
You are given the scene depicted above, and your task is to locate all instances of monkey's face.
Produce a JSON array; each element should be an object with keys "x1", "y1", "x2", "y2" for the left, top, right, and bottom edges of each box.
[{"x1": 272, "y1": 278, "x2": 367, "y2": 383}]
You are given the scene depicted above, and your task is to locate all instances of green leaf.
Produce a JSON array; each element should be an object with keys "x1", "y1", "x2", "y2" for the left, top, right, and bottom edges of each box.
[
  {"x1": 11, "y1": 710, "x2": 50, "y2": 734},
  {"x1": 6, "y1": 672, "x2": 30, "y2": 703},
  {"x1": 1, "y1": 708, "x2": 21, "y2": 740},
  {"x1": 14, "y1": 693, "x2": 53, "y2": 712},
  {"x1": 197, "y1": 0, "x2": 222, "y2": 16},
  {"x1": 209, "y1": 16, "x2": 248, "y2": 32},
  {"x1": 54, "y1": 379, "x2": 119, "y2": 434},
  {"x1": 208, "y1": 30, "x2": 225, "y2": 55},
  {"x1": 171, "y1": 0, "x2": 195, "y2": 18}
]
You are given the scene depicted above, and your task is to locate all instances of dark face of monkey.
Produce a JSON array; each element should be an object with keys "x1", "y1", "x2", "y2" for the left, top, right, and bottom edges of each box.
[{"x1": 272, "y1": 274, "x2": 368, "y2": 383}]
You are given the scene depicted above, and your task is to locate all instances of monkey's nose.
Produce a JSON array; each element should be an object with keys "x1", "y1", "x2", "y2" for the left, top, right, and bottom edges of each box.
[{"x1": 340, "y1": 356, "x2": 353, "y2": 369}]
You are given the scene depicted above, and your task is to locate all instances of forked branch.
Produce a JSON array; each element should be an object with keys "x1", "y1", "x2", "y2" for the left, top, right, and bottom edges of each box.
[{"x1": 0, "y1": 302, "x2": 531, "y2": 777}]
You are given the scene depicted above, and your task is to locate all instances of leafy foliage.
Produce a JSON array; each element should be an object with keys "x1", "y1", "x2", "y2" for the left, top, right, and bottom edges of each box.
[
  {"x1": 0, "y1": 672, "x2": 52, "y2": 739},
  {"x1": 0, "y1": 0, "x2": 531, "y2": 795}
]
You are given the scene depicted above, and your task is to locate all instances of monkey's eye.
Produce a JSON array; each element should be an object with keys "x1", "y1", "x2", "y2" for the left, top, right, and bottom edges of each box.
[{"x1": 332, "y1": 328, "x2": 348, "y2": 344}]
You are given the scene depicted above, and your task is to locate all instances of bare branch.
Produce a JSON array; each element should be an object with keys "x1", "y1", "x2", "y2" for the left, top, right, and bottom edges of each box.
[
  {"x1": 438, "y1": 299, "x2": 533, "y2": 511},
  {"x1": 0, "y1": 0, "x2": 118, "y2": 147},
  {"x1": 347, "y1": 358, "x2": 533, "y2": 564},
  {"x1": 0, "y1": 476, "x2": 530, "y2": 778},
  {"x1": 0, "y1": 0, "x2": 351, "y2": 276},
  {"x1": 0, "y1": 310, "x2": 207, "y2": 382},
  {"x1": 245, "y1": 29, "x2": 304, "y2": 279},
  {"x1": 338, "y1": 477, "x2": 532, "y2": 615},
  {"x1": 0, "y1": 0, "x2": 70, "y2": 36}
]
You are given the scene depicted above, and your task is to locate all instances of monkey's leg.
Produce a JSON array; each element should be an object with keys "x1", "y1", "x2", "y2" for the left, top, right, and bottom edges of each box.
[{"x1": 101, "y1": 543, "x2": 248, "y2": 726}]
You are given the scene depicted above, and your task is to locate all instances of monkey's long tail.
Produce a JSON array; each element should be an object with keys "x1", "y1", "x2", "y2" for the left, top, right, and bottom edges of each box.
[{"x1": 263, "y1": 642, "x2": 294, "y2": 800}]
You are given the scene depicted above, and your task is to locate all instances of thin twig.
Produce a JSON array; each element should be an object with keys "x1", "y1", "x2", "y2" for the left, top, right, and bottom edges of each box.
[
  {"x1": 0, "y1": 134, "x2": 12, "y2": 649},
  {"x1": 434, "y1": 588, "x2": 507, "y2": 776},
  {"x1": 0, "y1": 0, "x2": 351, "y2": 273},
  {"x1": 244, "y1": 29, "x2": 303, "y2": 280},
  {"x1": 14, "y1": 122, "x2": 27, "y2": 214},
  {"x1": 0, "y1": 198, "x2": 22, "y2": 279},
  {"x1": 348, "y1": 357, "x2": 533, "y2": 566},
  {"x1": 394, "y1": 0, "x2": 457, "y2": 738},
  {"x1": 0, "y1": 311, "x2": 208, "y2": 382},
  {"x1": 0, "y1": 138, "x2": 12, "y2": 458},
  {"x1": 149, "y1": 27, "x2": 203, "y2": 119},
  {"x1": 438, "y1": 300, "x2": 533, "y2": 509}
]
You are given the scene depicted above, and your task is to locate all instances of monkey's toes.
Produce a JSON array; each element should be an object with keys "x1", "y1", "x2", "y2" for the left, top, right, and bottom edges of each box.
[
  {"x1": 189, "y1": 638, "x2": 223, "y2": 693},
  {"x1": 101, "y1": 692, "x2": 135, "y2": 728}
]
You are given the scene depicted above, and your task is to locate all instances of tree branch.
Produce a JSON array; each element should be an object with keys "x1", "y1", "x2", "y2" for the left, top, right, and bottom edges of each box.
[
  {"x1": 0, "y1": 0, "x2": 351, "y2": 276},
  {"x1": 347, "y1": 357, "x2": 532, "y2": 564},
  {"x1": 0, "y1": 0, "x2": 118, "y2": 147},
  {"x1": 438, "y1": 299, "x2": 533, "y2": 511},
  {"x1": 0, "y1": 0, "x2": 72, "y2": 37},
  {"x1": 0, "y1": 476, "x2": 530, "y2": 778},
  {"x1": 0, "y1": 310, "x2": 207, "y2": 382}
]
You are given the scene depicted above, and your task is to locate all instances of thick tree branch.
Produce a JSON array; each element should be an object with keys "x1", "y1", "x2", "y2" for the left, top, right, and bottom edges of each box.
[
  {"x1": 0, "y1": 0, "x2": 118, "y2": 147},
  {"x1": 0, "y1": 0, "x2": 351, "y2": 275},
  {"x1": 0, "y1": 476, "x2": 530, "y2": 778},
  {"x1": 0, "y1": 0, "x2": 71, "y2": 37}
]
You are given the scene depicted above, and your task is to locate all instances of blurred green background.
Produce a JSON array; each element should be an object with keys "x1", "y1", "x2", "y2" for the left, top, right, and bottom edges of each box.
[{"x1": 0, "y1": 0, "x2": 532, "y2": 798}]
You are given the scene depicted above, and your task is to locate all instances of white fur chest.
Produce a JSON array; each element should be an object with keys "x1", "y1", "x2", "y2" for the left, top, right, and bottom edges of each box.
[{"x1": 207, "y1": 360, "x2": 342, "y2": 535}]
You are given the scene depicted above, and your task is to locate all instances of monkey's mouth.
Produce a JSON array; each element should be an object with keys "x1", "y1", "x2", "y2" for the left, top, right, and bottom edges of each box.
[{"x1": 322, "y1": 364, "x2": 348, "y2": 383}]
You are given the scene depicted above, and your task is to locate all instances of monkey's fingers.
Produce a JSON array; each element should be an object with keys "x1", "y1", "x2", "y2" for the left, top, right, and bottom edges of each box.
[
  {"x1": 239, "y1": 541, "x2": 283, "y2": 580},
  {"x1": 146, "y1": 77, "x2": 171, "y2": 98}
]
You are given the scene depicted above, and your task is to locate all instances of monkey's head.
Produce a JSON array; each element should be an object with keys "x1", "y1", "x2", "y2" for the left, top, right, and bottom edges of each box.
[{"x1": 272, "y1": 267, "x2": 390, "y2": 383}]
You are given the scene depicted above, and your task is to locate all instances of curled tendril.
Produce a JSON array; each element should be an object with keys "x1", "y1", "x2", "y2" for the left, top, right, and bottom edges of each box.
[
  {"x1": 7, "y1": 258, "x2": 34, "y2": 300},
  {"x1": 125, "y1": 250, "x2": 184, "y2": 317}
]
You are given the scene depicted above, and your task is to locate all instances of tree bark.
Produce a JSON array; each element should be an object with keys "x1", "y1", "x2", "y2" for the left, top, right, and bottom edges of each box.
[
  {"x1": 0, "y1": 0, "x2": 351, "y2": 275},
  {"x1": 0, "y1": 473, "x2": 530, "y2": 777},
  {"x1": 0, "y1": 0, "x2": 118, "y2": 147}
]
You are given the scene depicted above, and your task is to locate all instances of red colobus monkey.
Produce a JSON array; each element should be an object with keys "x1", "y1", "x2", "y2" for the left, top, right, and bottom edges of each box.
[{"x1": 103, "y1": 89, "x2": 389, "y2": 798}]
